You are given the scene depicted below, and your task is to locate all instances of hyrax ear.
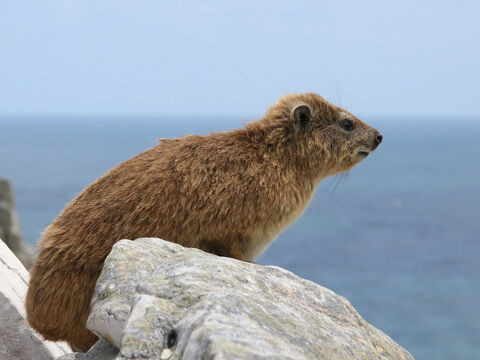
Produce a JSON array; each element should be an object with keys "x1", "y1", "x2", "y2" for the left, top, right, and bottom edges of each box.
[{"x1": 292, "y1": 104, "x2": 311, "y2": 128}]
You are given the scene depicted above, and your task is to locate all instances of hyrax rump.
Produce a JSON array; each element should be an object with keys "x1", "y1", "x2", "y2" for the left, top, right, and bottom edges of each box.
[{"x1": 26, "y1": 93, "x2": 382, "y2": 351}]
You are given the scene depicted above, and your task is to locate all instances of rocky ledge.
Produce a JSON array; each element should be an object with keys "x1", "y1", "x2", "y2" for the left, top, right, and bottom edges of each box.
[
  {"x1": 0, "y1": 178, "x2": 33, "y2": 269},
  {"x1": 59, "y1": 238, "x2": 414, "y2": 360},
  {"x1": 0, "y1": 238, "x2": 70, "y2": 359}
]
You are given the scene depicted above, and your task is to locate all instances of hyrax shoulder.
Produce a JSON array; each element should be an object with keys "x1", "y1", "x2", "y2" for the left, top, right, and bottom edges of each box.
[{"x1": 26, "y1": 92, "x2": 382, "y2": 351}]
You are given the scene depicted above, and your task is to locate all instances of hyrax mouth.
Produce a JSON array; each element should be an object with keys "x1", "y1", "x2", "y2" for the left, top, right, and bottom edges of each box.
[{"x1": 356, "y1": 132, "x2": 382, "y2": 158}]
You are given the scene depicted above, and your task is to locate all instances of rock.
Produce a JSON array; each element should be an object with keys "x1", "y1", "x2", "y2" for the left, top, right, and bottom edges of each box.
[
  {"x1": 0, "y1": 178, "x2": 34, "y2": 269},
  {"x1": 56, "y1": 339, "x2": 118, "y2": 360},
  {"x1": 0, "y1": 238, "x2": 71, "y2": 359},
  {"x1": 81, "y1": 238, "x2": 414, "y2": 360}
]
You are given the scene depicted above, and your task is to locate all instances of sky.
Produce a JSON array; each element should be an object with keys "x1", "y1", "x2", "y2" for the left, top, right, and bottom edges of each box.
[{"x1": 0, "y1": 0, "x2": 479, "y2": 119}]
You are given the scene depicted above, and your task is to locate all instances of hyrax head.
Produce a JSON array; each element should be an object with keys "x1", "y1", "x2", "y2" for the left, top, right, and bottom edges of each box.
[{"x1": 260, "y1": 93, "x2": 382, "y2": 179}]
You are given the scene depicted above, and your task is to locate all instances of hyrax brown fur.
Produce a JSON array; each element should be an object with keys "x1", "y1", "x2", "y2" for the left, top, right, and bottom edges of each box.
[{"x1": 26, "y1": 93, "x2": 382, "y2": 351}]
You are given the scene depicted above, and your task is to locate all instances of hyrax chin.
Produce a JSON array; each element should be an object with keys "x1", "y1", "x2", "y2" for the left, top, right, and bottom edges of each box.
[{"x1": 26, "y1": 92, "x2": 382, "y2": 351}]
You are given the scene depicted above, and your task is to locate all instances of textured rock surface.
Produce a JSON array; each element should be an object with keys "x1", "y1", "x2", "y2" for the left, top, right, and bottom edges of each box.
[
  {"x1": 81, "y1": 237, "x2": 414, "y2": 360},
  {"x1": 0, "y1": 178, "x2": 33, "y2": 268},
  {"x1": 56, "y1": 339, "x2": 118, "y2": 360},
  {"x1": 0, "y1": 238, "x2": 71, "y2": 359}
]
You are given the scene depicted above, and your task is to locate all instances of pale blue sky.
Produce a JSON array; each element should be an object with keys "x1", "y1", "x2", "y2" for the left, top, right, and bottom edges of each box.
[{"x1": 1, "y1": 1, "x2": 479, "y2": 118}]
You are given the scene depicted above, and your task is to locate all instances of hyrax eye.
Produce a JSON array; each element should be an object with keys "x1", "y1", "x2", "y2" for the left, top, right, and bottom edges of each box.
[{"x1": 340, "y1": 119, "x2": 354, "y2": 131}]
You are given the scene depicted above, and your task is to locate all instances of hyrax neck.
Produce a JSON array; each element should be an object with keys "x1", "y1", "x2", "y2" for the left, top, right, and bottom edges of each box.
[{"x1": 238, "y1": 128, "x2": 333, "y2": 260}]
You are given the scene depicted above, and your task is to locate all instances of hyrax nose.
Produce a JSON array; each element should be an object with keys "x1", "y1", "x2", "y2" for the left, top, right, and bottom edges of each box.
[{"x1": 373, "y1": 131, "x2": 383, "y2": 149}]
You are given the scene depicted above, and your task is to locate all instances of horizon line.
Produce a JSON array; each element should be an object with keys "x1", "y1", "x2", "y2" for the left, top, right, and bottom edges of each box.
[{"x1": 1, "y1": 113, "x2": 480, "y2": 122}]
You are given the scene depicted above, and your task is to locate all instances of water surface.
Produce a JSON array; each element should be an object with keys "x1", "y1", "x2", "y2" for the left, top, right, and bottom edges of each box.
[{"x1": 1, "y1": 117, "x2": 479, "y2": 359}]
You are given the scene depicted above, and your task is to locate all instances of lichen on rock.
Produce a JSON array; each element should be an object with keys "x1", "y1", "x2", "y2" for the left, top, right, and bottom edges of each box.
[{"x1": 69, "y1": 237, "x2": 414, "y2": 360}]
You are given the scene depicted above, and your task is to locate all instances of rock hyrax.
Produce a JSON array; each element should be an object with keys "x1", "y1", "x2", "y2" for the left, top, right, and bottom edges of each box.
[{"x1": 26, "y1": 93, "x2": 382, "y2": 351}]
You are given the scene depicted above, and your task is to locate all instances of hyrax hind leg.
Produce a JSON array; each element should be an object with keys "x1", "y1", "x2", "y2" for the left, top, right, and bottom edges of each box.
[{"x1": 26, "y1": 256, "x2": 99, "y2": 352}]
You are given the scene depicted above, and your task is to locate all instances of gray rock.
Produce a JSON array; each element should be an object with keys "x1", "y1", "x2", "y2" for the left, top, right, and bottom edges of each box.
[
  {"x1": 0, "y1": 238, "x2": 71, "y2": 359},
  {"x1": 0, "y1": 178, "x2": 33, "y2": 269},
  {"x1": 56, "y1": 339, "x2": 118, "y2": 360},
  {"x1": 83, "y1": 238, "x2": 414, "y2": 360}
]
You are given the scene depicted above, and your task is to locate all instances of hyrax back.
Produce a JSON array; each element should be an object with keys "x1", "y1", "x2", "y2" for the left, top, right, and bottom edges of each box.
[{"x1": 26, "y1": 93, "x2": 382, "y2": 351}]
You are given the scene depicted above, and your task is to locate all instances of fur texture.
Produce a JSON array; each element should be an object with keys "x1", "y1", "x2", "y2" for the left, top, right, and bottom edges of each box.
[{"x1": 26, "y1": 93, "x2": 382, "y2": 351}]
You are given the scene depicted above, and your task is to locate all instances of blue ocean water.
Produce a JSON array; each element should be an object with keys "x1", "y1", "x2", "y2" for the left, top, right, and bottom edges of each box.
[{"x1": 1, "y1": 117, "x2": 479, "y2": 359}]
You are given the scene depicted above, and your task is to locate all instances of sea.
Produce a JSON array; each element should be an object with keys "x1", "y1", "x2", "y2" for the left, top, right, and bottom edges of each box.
[{"x1": 1, "y1": 117, "x2": 479, "y2": 360}]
